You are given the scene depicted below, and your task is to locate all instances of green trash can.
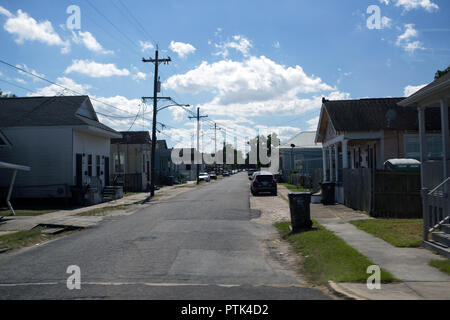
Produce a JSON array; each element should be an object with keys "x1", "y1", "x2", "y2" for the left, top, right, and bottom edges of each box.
[
  {"x1": 321, "y1": 182, "x2": 335, "y2": 205},
  {"x1": 288, "y1": 192, "x2": 313, "y2": 233}
]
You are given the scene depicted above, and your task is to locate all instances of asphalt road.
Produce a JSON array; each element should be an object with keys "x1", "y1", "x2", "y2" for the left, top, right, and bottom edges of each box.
[{"x1": 0, "y1": 173, "x2": 330, "y2": 300}]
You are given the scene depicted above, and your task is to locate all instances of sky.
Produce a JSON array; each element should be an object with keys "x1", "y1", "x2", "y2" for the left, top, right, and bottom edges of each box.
[{"x1": 0, "y1": 0, "x2": 449, "y2": 153}]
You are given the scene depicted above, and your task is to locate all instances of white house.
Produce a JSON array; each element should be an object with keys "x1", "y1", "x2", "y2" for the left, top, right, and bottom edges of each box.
[
  {"x1": 398, "y1": 72, "x2": 450, "y2": 257},
  {"x1": 0, "y1": 96, "x2": 121, "y2": 203}
]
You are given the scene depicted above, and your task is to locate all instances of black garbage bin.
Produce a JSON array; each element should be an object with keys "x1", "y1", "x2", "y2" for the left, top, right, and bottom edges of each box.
[
  {"x1": 288, "y1": 192, "x2": 313, "y2": 233},
  {"x1": 321, "y1": 182, "x2": 335, "y2": 205},
  {"x1": 167, "y1": 176, "x2": 174, "y2": 186}
]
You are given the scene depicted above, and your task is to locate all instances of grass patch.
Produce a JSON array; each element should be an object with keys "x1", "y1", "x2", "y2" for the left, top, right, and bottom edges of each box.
[
  {"x1": 0, "y1": 227, "x2": 58, "y2": 251},
  {"x1": 274, "y1": 220, "x2": 397, "y2": 285},
  {"x1": 77, "y1": 204, "x2": 134, "y2": 216},
  {"x1": 429, "y1": 259, "x2": 450, "y2": 275},
  {"x1": 279, "y1": 183, "x2": 312, "y2": 193},
  {"x1": 349, "y1": 219, "x2": 423, "y2": 248},
  {"x1": 0, "y1": 208, "x2": 58, "y2": 217}
]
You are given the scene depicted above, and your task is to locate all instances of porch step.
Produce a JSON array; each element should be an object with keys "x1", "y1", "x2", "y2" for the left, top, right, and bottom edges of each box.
[
  {"x1": 423, "y1": 240, "x2": 450, "y2": 259},
  {"x1": 441, "y1": 224, "x2": 450, "y2": 234},
  {"x1": 432, "y1": 232, "x2": 450, "y2": 247}
]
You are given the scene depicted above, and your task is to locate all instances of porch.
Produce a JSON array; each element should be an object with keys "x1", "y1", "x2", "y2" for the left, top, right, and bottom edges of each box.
[
  {"x1": 398, "y1": 73, "x2": 450, "y2": 257},
  {"x1": 321, "y1": 132, "x2": 383, "y2": 204}
]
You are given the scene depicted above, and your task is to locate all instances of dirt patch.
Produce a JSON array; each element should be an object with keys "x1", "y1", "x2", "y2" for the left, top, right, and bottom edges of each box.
[{"x1": 250, "y1": 194, "x2": 291, "y2": 225}]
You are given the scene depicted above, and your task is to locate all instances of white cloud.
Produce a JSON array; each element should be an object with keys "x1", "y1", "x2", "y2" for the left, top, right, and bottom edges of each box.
[
  {"x1": 65, "y1": 60, "x2": 130, "y2": 78},
  {"x1": 15, "y1": 64, "x2": 45, "y2": 82},
  {"x1": 396, "y1": 24, "x2": 425, "y2": 53},
  {"x1": 381, "y1": 16, "x2": 392, "y2": 29},
  {"x1": 394, "y1": 0, "x2": 438, "y2": 12},
  {"x1": 29, "y1": 77, "x2": 91, "y2": 96},
  {"x1": 2, "y1": 8, "x2": 70, "y2": 53},
  {"x1": 132, "y1": 71, "x2": 147, "y2": 82},
  {"x1": 139, "y1": 40, "x2": 154, "y2": 53},
  {"x1": 165, "y1": 56, "x2": 335, "y2": 108},
  {"x1": 214, "y1": 35, "x2": 252, "y2": 58},
  {"x1": 0, "y1": 5, "x2": 12, "y2": 17},
  {"x1": 72, "y1": 31, "x2": 113, "y2": 54},
  {"x1": 15, "y1": 78, "x2": 26, "y2": 84},
  {"x1": 306, "y1": 116, "x2": 320, "y2": 131},
  {"x1": 169, "y1": 41, "x2": 196, "y2": 58},
  {"x1": 404, "y1": 84, "x2": 427, "y2": 96},
  {"x1": 165, "y1": 55, "x2": 350, "y2": 119}
]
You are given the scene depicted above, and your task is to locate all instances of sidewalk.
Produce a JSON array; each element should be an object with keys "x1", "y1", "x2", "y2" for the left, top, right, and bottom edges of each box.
[
  {"x1": 0, "y1": 182, "x2": 196, "y2": 233},
  {"x1": 278, "y1": 185, "x2": 450, "y2": 300}
]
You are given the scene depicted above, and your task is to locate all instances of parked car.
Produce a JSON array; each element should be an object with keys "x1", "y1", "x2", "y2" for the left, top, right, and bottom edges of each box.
[
  {"x1": 223, "y1": 171, "x2": 230, "y2": 177},
  {"x1": 198, "y1": 172, "x2": 210, "y2": 182},
  {"x1": 209, "y1": 171, "x2": 218, "y2": 180},
  {"x1": 250, "y1": 172, "x2": 277, "y2": 196},
  {"x1": 248, "y1": 169, "x2": 257, "y2": 180}
]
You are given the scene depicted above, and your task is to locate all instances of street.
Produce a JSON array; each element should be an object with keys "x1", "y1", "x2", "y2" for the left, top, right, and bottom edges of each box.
[{"x1": 0, "y1": 173, "x2": 330, "y2": 299}]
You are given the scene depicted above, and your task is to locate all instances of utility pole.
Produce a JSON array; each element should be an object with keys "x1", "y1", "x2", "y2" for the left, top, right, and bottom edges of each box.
[
  {"x1": 214, "y1": 123, "x2": 217, "y2": 173},
  {"x1": 189, "y1": 107, "x2": 208, "y2": 185},
  {"x1": 142, "y1": 49, "x2": 171, "y2": 197}
]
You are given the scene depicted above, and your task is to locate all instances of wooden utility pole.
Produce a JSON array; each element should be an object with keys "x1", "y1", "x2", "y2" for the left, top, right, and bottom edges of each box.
[
  {"x1": 189, "y1": 107, "x2": 208, "y2": 184},
  {"x1": 142, "y1": 49, "x2": 171, "y2": 197}
]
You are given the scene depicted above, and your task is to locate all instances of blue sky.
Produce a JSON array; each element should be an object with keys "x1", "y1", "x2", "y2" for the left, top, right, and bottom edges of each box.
[{"x1": 0, "y1": 0, "x2": 449, "y2": 151}]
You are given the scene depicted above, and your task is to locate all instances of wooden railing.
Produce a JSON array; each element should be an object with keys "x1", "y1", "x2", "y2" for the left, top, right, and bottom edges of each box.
[{"x1": 423, "y1": 177, "x2": 450, "y2": 240}]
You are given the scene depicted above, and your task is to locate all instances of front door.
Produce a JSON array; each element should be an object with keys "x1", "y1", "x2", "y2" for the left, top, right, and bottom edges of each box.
[
  {"x1": 76, "y1": 154, "x2": 83, "y2": 187},
  {"x1": 105, "y1": 157, "x2": 110, "y2": 186}
]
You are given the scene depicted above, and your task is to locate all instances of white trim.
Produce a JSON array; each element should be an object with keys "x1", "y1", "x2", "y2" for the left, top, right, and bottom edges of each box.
[
  {"x1": 323, "y1": 134, "x2": 344, "y2": 148},
  {"x1": 0, "y1": 161, "x2": 30, "y2": 171},
  {"x1": 399, "y1": 77, "x2": 450, "y2": 107}
]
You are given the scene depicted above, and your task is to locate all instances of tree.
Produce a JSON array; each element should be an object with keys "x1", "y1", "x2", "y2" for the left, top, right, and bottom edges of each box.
[
  {"x1": 435, "y1": 66, "x2": 450, "y2": 80},
  {"x1": 0, "y1": 89, "x2": 17, "y2": 98}
]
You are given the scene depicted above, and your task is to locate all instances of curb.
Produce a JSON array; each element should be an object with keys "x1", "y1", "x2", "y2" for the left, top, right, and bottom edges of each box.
[{"x1": 326, "y1": 281, "x2": 368, "y2": 300}]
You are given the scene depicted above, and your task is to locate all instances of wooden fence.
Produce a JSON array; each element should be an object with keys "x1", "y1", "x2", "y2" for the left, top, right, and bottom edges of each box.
[
  {"x1": 343, "y1": 169, "x2": 373, "y2": 213},
  {"x1": 343, "y1": 169, "x2": 421, "y2": 218}
]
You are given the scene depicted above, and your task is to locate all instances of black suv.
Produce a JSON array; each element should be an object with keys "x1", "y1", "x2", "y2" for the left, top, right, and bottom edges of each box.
[{"x1": 250, "y1": 172, "x2": 277, "y2": 196}]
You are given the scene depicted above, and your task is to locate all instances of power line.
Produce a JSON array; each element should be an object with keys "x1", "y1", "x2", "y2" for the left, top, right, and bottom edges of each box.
[
  {"x1": 0, "y1": 59, "x2": 140, "y2": 117},
  {"x1": 116, "y1": 0, "x2": 157, "y2": 46},
  {"x1": 85, "y1": 0, "x2": 142, "y2": 53}
]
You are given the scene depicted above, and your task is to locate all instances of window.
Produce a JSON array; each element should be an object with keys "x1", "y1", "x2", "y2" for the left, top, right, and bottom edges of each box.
[
  {"x1": 114, "y1": 152, "x2": 125, "y2": 173},
  {"x1": 96, "y1": 155, "x2": 101, "y2": 176},
  {"x1": 404, "y1": 134, "x2": 443, "y2": 160},
  {"x1": 88, "y1": 154, "x2": 92, "y2": 177}
]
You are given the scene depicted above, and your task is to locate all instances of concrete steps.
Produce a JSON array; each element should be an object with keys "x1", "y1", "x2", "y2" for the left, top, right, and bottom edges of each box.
[
  {"x1": 102, "y1": 186, "x2": 123, "y2": 202},
  {"x1": 428, "y1": 223, "x2": 450, "y2": 258},
  {"x1": 424, "y1": 240, "x2": 450, "y2": 258}
]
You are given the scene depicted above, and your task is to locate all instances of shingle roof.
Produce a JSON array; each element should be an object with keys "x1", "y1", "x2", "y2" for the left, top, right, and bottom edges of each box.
[
  {"x1": 323, "y1": 97, "x2": 420, "y2": 131},
  {"x1": 111, "y1": 131, "x2": 151, "y2": 144},
  {"x1": 111, "y1": 132, "x2": 168, "y2": 150},
  {"x1": 280, "y1": 131, "x2": 321, "y2": 149},
  {"x1": 0, "y1": 95, "x2": 119, "y2": 134}
]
